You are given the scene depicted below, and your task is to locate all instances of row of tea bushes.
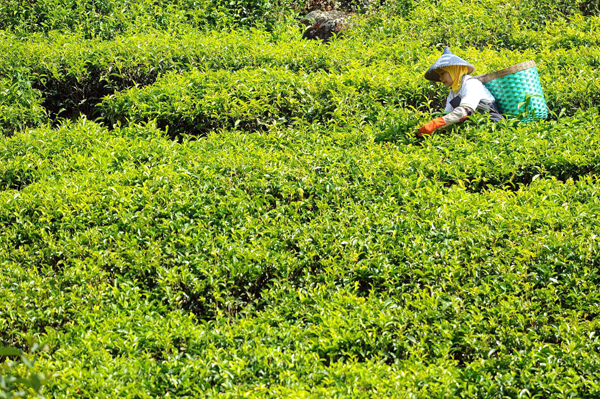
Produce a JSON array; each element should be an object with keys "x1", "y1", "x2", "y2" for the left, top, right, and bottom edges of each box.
[
  {"x1": 1, "y1": 118, "x2": 599, "y2": 396},
  {"x1": 393, "y1": 108, "x2": 600, "y2": 190},
  {"x1": 1, "y1": 27, "x2": 591, "y2": 82},
  {"x1": 24, "y1": 285, "x2": 600, "y2": 397},
  {"x1": 97, "y1": 56, "x2": 600, "y2": 139},
  {"x1": 3, "y1": 101, "x2": 598, "y2": 199},
  {"x1": 0, "y1": 13, "x2": 599, "y2": 125},
  {"x1": 396, "y1": 0, "x2": 600, "y2": 50},
  {"x1": 0, "y1": 0, "x2": 597, "y2": 42},
  {"x1": 26, "y1": 262, "x2": 599, "y2": 397},
  {"x1": 0, "y1": 0, "x2": 284, "y2": 39},
  {"x1": 98, "y1": 66, "x2": 435, "y2": 136},
  {"x1": 0, "y1": 30, "x2": 435, "y2": 120}
]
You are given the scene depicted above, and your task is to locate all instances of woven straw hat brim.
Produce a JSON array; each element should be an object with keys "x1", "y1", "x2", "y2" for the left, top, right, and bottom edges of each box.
[{"x1": 425, "y1": 63, "x2": 476, "y2": 82}]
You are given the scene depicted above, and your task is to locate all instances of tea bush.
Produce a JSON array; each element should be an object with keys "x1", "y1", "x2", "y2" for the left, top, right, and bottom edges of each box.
[
  {"x1": 97, "y1": 47, "x2": 600, "y2": 136},
  {"x1": 1, "y1": 116, "x2": 599, "y2": 396},
  {"x1": 0, "y1": 345, "x2": 48, "y2": 398},
  {"x1": 0, "y1": 30, "x2": 436, "y2": 120},
  {"x1": 0, "y1": 0, "x2": 282, "y2": 39},
  {"x1": 98, "y1": 66, "x2": 433, "y2": 136},
  {"x1": 0, "y1": 73, "x2": 48, "y2": 136},
  {"x1": 0, "y1": 10, "x2": 599, "y2": 123},
  {"x1": 1, "y1": 0, "x2": 600, "y2": 397}
]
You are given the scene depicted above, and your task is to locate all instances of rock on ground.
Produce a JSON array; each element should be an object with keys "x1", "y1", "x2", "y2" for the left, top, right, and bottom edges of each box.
[{"x1": 301, "y1": 10, "x2": 353, "y2": 42}]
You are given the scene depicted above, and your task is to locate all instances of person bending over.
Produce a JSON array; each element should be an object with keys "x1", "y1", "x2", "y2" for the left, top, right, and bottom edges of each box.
[{"x1": 418, "y1": 47, "x2": 503, "y2": 137}]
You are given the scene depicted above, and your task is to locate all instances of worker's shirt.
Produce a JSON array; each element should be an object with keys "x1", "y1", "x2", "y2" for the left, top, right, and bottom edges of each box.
[{"x1": 445, "y1": 75, "x2": 496, "y2": 112}]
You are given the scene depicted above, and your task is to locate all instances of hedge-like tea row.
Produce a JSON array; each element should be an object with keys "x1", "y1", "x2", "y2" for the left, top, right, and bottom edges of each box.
[
  {"x1": 97, "y1": 55, "x2": 600, "y2": 138},
  {"x1": 98, "y1": 67, "x2": 434, "y2": 136},
  {"x1": 382, "y1": 108, "x2": 600, "y2": 190},
  {"x1": 1, "y1": 118, "x2": 599, "y2": 396},
  {"x1": 399, "y1": 0, "x2": 600, "y2": 50},
  {"x1": 0, "y1": 14, "x2": 599, "y2": 127},
  {"x1": 3, "y1": 109, "x2": 599, "y2": 199},
  {"x1": 1, "y1": 0, "x2": 597, "y2": 41},
  {"x1": 0, "y1": 30, "x2": 437, "y2": 121},
  {"x1": 0, "y1": 0, "x2": 284, "y2": 39}
]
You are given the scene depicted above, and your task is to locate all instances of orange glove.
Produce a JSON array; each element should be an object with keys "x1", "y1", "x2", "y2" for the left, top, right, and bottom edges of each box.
[{"x1": 418, "y1": 117, "x2": 446, "y2": 137}]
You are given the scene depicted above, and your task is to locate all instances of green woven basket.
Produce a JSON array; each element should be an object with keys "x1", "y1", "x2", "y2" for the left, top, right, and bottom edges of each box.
[{"x1": 475, "y1": 61, "x2": 548, "y2": 122}]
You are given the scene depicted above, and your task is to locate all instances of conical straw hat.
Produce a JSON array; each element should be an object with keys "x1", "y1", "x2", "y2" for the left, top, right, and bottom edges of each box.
[{"x1": 424, "y1": 47, "x2": 475, "y2": 82}]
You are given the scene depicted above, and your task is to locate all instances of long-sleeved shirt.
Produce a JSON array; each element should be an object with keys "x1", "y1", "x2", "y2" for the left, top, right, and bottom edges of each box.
[{"x1": 442, "y1": 75, "x2": 499, "y2": 126}]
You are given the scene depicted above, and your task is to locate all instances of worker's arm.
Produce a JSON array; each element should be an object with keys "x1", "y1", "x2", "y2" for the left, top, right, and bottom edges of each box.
[{"x1": 417, "y1": 105, "x2": 474, "y2": 136}]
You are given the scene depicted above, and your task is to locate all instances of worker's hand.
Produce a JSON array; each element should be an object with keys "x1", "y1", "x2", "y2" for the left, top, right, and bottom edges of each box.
[{"x1": 417, "y1": 117, "x2": 446, "y2": 137}]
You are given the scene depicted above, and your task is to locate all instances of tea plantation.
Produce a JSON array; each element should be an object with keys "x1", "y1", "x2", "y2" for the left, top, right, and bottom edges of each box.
[{"x1": 1, "y1": 0, "x2": 599, "y2": 397}]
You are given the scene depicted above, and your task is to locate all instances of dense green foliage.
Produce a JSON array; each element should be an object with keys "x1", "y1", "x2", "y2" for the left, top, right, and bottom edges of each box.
[
  {"x1": 1, "y1": 340, "x2": 48, "y2": 398},
  {"x1": 0, "y1": 0, "x2": 283, "y2": 38},
  {"x1": 1, "y1": 0, "x2": 599, "y2": 397}
]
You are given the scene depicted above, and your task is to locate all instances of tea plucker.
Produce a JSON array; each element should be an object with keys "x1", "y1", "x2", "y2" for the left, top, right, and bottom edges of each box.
[{"x1": 418, "y1": 47, "x2": 503, "y2": 137}]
